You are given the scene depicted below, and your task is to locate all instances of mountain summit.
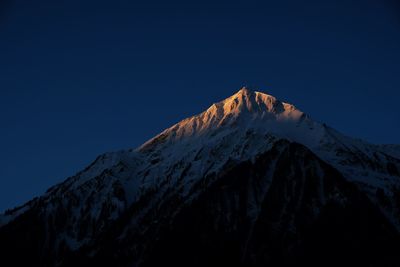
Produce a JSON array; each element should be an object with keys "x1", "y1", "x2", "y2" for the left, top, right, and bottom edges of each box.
[
  {"x1": 142, "y1": 87, "x2": 304, "y2": 143},
  {"x1": 1, "y1": 87, "x2": 400, "y2": 267},
  {"x1": 202, "y1": 87, "x2": 302, "y2": 119}
]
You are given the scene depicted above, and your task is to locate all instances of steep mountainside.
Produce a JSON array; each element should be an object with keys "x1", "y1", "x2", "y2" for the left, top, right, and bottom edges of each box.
[{"x1": 1, "y1": 88, "x2": 399, "y2": 266}]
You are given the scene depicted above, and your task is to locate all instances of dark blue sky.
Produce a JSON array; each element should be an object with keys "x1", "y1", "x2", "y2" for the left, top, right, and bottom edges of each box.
[{"x1": 1, "y1": 0, "x2": 400, "y2": 211}]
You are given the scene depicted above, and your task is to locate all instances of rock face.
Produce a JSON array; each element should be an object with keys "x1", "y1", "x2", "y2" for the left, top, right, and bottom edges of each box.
[{"x1": 1, "y1": 88, "x2": 400, "y2": 267}]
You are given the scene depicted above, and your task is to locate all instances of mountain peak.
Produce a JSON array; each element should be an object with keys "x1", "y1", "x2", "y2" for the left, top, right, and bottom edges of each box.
[
  {"x1": 222, "y1": 87, "x2": 300, "y2": 117},
  {"x1": 236, "y1": 86, "x2": 253, "y2": 95},
  {"x1": 140, "y1": 88, "x2": 307, "y2": 150}
]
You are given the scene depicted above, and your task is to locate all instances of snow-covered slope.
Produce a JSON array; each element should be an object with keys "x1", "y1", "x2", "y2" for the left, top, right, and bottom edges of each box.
[
  {"x1": 139, "y1": 88, "x2": 400, "y2": 223},
  {"x1": 0, "y1": 87, "x2": 399, "y2": 266}
]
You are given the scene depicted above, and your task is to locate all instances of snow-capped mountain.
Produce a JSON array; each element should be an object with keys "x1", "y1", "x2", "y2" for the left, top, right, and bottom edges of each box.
[{"x1": 1, "y1": 88, "x2": 399, "y2": 267}]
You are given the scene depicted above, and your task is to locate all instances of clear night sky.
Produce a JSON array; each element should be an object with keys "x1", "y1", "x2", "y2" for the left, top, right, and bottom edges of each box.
[{"x1": 1, "y1": 0, "x2": 399, "y2": 211}]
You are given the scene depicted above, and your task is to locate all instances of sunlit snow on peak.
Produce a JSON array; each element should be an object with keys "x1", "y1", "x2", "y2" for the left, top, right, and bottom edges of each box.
[{"x1": 139, "y1": 88, "x2": 318, "y2": 151}]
